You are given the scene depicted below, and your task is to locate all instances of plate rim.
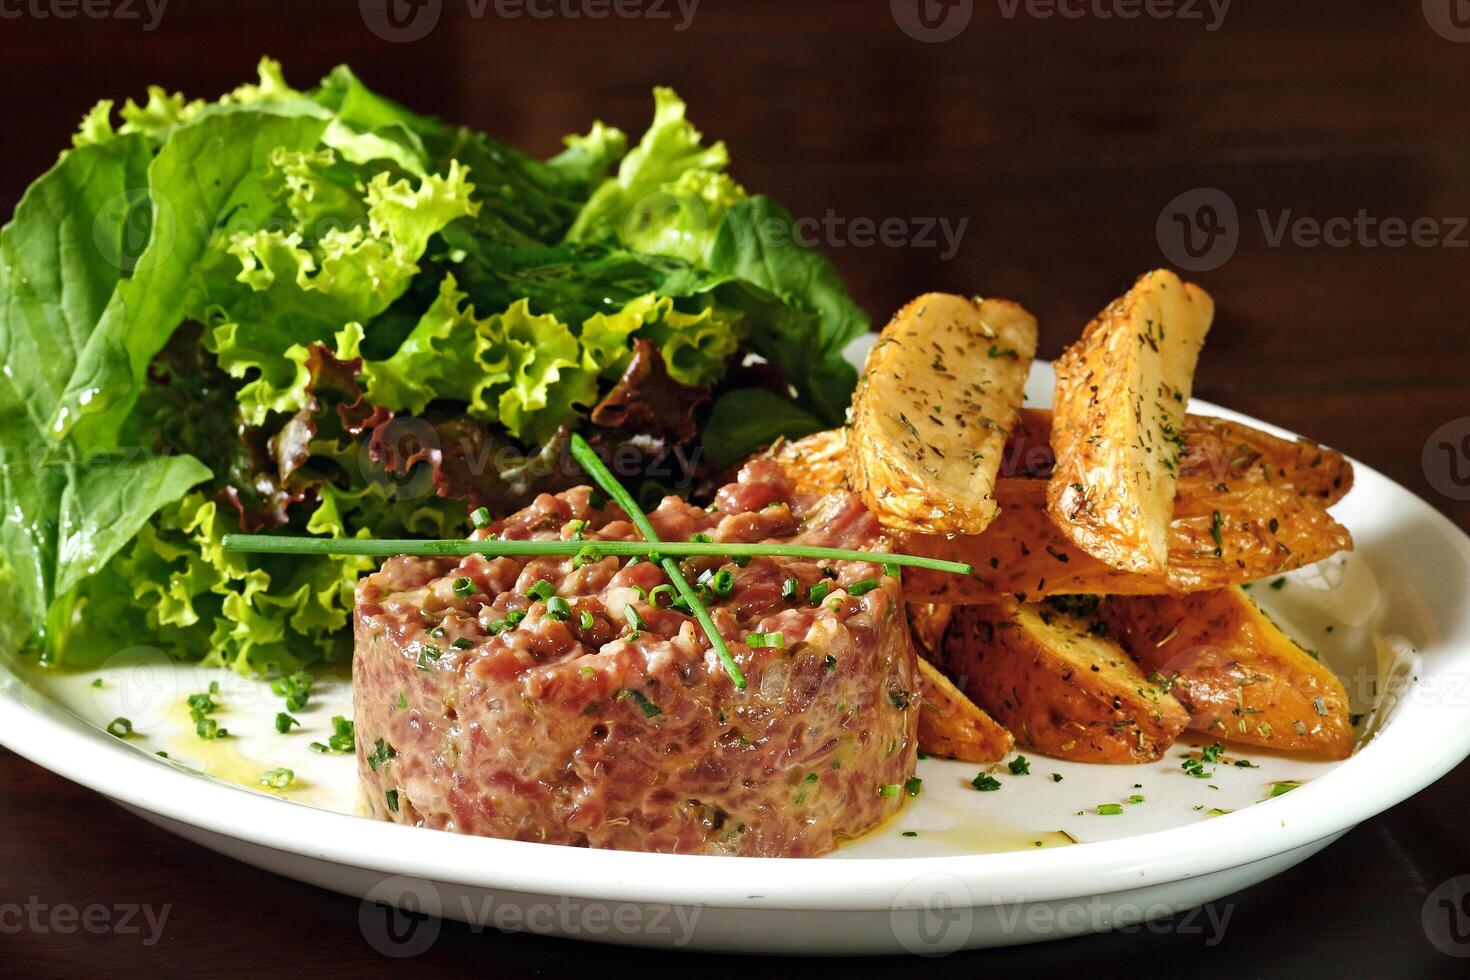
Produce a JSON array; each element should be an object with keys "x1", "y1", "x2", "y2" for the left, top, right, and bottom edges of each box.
[{"x1": 3, "y1": 385, "x2": 1470, "y2": 913}]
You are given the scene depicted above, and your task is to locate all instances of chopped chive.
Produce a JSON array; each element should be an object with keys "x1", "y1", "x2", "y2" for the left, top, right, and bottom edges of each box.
[
  {"x1": 1127, "y1": 794, "x2": 1146, "y2": 804},
  {"x1": 619, "y1": 688, "x2": 663, "y2": 718},
  {"x1": 781, "y1": 577, "x2": 799, "y2": 601},
  {"x1": 195, "y1": 718, "x2": 227, "y2": 740},
  {"x1": 689, "y1": 532, "x2": 713, "y2": 544},
  {"x1": 573, "y1": 545, "x2": 603, "y2": 569},
  {"x1": 451, "y1": 636, "x2": 475, "y2": 649},
  {"x1": 275, "y1": 712, "x2": 299, "y2": 734},
  {"x1": 91, "y1": 677, "x2": 104, "y2": 688},
  {"x1": 327, "y1": 716, "x2": 355, "y2": 753},
  {"x1": 489, "y1": 618, "x2": 513, "y2": 634},
  {"x1": 1051, "y1": 773, "x2": 1063, "y2": 782},
  {"x1": 1096, "y1": 803, "x2": 1124, "y2": 815},
  {"x1": 901, "y1": 831, "x2": 918, "y2": 838},
  {"x1": 578, "y1": 610, "x2": 595, "y2": 631},
  {"x1": 397, "y1": 692, "x2": 409, "y2": 710},
  {"x1": 367, "y1": 737, "x2": 395, "y2": 771},
  {"x1": 526, "y1": 579, "x2": 555, "y2": 603},
  {"x1": 385, "y1": 789, "x2": 400, "y2": 813},
  {"x1": 1269, "y1": 781, "x2": 1302, "y2": 797},
  {"x1": 470, "y1": 506, "x2": 491, "y2": 529},
  {"x1": 809, "y1": 581, "x2": 832, "y2": 605},
  {"x1": 452, "y1": 576, "x2": 477, "y2": 598},
  {"x1": 1007, "y1": 755, "x2": 1030, "y2": 776},
  {"x1": 904, "y1": 776, "x2": 923, "y2": 797},
  {"x1": 546, "y1": 596, "x2": 572, "y2": 621},
  {"x1": 709, "y1": 569, "x2": 735, "y2": 597},
  {"x1": 416, "y1": 649, "x2": 438, "y2": 671},
  {"x1": 824, "y1": 654, "x2": 837, "y2": 672},
  {"x1": 883, "y1": 562, "x2": 900, "y2": 578},
  {"x1": 106, "y1": 717, "x2": 133, "y2": 738},
  {"x1": 847, "y1": 578, "x2": 879, "y2": 596},
  {"x1": 624, "y1": 604, "x2": 647, "y2": 632},
  {"x1": 745, "y1": 631, "x2": 785, "y2": 649},
  {"x1": 877, "y1": 783, "x2": 901, "y2": 798},
  {"x1": 648, "y1": 584, "x2": 678, "y2": 607},
  {"x1": 971, "y1": 773, "x2": 1001, "y2": 792},
  {"x1": 260, "y1": 767, "x2": 295, "y2": 790}
]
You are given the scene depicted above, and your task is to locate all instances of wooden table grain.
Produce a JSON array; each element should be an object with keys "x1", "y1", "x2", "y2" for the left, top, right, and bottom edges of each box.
[{"x1": 2, "y1": 1, "x2": 1468, "y2": 973}]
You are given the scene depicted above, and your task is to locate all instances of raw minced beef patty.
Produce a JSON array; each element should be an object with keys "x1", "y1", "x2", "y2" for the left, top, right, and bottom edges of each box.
[{"x1": 352, "y1": 458, "x2": 919, "y2": 857}]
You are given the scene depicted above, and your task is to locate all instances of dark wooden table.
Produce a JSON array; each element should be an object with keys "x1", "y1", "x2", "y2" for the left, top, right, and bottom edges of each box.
[{"x1": 3, "y1": 1, "x2": 1468, "y2": 974}]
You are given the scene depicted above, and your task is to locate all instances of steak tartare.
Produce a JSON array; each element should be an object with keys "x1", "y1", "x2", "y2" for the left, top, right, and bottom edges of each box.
[{"x1": 353, "y1": 458, "x2": 918, "y2": 857}]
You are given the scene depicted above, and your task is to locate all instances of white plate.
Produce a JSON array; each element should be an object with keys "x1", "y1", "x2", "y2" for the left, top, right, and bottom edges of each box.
[{"x1": 3, "y1": 358, "x2": 1469, "y2": 955}]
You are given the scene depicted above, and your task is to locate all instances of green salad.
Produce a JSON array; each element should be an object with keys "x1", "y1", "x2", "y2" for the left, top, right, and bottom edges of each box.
[{"x1": 0, "y1": 58, "x2": 868, "y2": 674}]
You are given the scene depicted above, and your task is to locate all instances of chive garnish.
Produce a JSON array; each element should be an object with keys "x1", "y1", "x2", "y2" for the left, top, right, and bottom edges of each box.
[
  {"x1": 567, "y1": 434, "x2": 747, "y2": 690},
  {"x1": 452, "y1": 576, "x2": 477, "y2": 598},
  {"x1": 260, "y1": 768, "x2": 295, "y2": 790},
  {"x1": 1096, "y1": 803, "x2": 1124, "y2": 815},
  {"x1": 745, "y1": 631, "x2": 785, "y2": 649},
  {"x1": 577, "y1": 610, "x2": 595, "y2": 631},
  {"x1": 847, "y1": 578, "x2": 879, "y2": 596},
  {"x1": 781, "y1": 577, "x2": 799, "y2": 601},
  {"x1": 275, "y1": 712, "x2": 299, "y2": 734},
  {"x1": 106, "y1": 717, "x2": 133, "y2": 738},
  {"x1": 470, "y1": 506, "x2": 491, "y2": 529},
  {"x1": 624, "y1": 604, "x2": 647, "y2": 632},
  {"x1": 709, "y1": 569, "x2": 735, "y2": 597},
  {"x1": 526, "y1": 579, "x2": 555, "y2": 603},
  {"x1": 648, "y1": 584, "x2": 678, "y2": 607},
  {"x1": 545, "y1": 596, "x2": 572, "y2": 621},
  {"x1": 809, "y1": 581, "x2": 832, "y2": 605},
  {"x1": 219, "y1": 535, "x2": 973, "y2": 575}
]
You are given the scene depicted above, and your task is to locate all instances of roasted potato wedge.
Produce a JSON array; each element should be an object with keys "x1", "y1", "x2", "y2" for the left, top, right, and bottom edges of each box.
[
  {"x1": 849, "y1": 293, "x2": 1037, "y2": 536},
  {"x1": 1048, "y1": 271, "x2": 1214, "y2": 574},
  {"x1": 900, "y1": 478, "x2": 1352, "y2": 601},
  {"x1": 1103, "y1": 588, "x2": 1354, "y2": 759},
  {"x1": 937, "y1": 599, "x2": 1189, "y2": 763},
  {"x1": 914, "y1": 656, "x2": 1015, "y2": 763}
]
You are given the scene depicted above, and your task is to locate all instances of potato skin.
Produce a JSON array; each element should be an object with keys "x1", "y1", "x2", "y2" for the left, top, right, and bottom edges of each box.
[
  {"x1": 914, "y1": 656, "x2": 1015, "y2": 763},
  {"x1": 1048, "y1": 270, "x2": 1214, "y2": 575},
  {"x1": 938, "y1": 600, "x2": 1190, "y2": 763},
  {"x1": 1103, "y1": 588, "x2": 1355, "y2": 759},
  {"x1": 848, "y1": 293, "x2": 1037, "y2": 536}
]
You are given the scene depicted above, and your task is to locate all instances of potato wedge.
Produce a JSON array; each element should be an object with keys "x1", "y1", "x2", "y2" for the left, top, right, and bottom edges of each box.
[
  {"x1": 914, "y1": 656, "x2": 1015, "y2": 763},
  {"x1": 900, "y1": 478, "x2": 1352, "y2": 601},
  {"x1": 937, "y1": 599, "x2": 1189, "y2": 763},
  {"x1": 849, "y1": 293, "x2": 1037, "y2": 536},
  {"x1": 1102, "y1": 589, "x2": 1354, "y2": 759},
  {"x1": 765, "y1": 419, "x2": 1353, "y2": 601},
  {"x1": 1048, "y1": 271, "x2": 1214, "y2": 574}
]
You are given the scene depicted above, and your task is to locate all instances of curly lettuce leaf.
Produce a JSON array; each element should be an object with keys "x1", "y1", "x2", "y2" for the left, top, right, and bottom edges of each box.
[{"x1": 54, "y1": 101, "x2": 333, "y2": 451}]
